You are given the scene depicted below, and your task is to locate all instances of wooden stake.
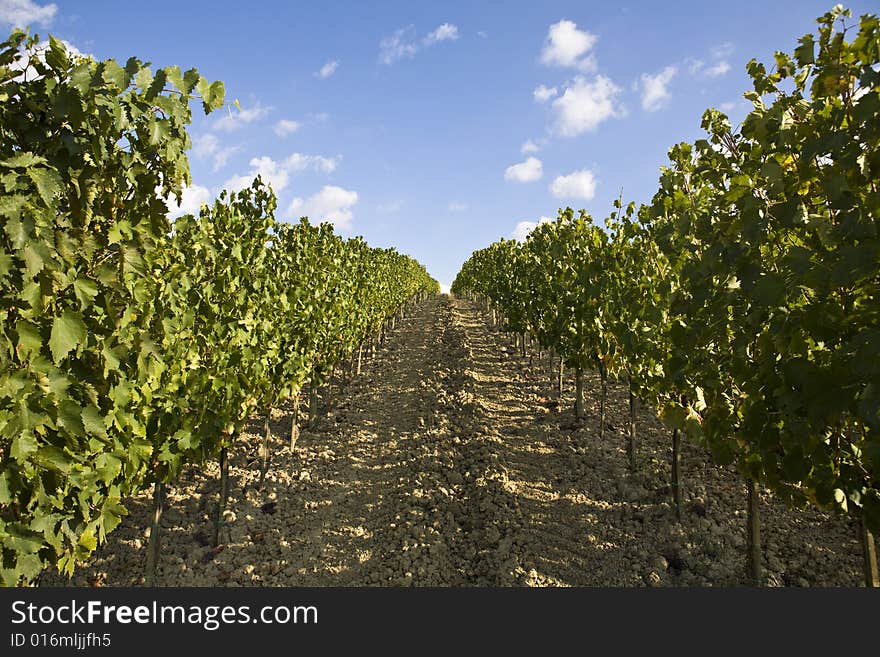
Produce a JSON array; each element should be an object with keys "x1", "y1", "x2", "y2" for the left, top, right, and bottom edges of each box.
[
  {"x1": 627, "y1": 379, "x2": 637, "y2": 471},
  {"x1": 309, "y1": 375, "x2": 319, "y2": 426},
  {"x1": 212, "y1": 447, "x2": 229, "y2": 548},
  {"x1": 746, "y1": 478, "x2": 762, "y2": 585},
  {"x1": 575, "y1": 367, "x2": 584, "y2": 419},
  {"x1": 599, "y1": 362, "x2": 607, "y2": 440},
  {"x1": 671, "y1": 428, "x2": 681, "y2": 522},
  {"x1": 145, "y1": 481, "x2": 166, "y2": 586},
  {"x1": 290, "y1": 395, "x2": 300, "y2": 451},
  {"x1": 258, "y1": 410, "x2": 272, "y2": 489},
  {"x1": 861, "y1": 516, "x2": 879, "y2": 588}
]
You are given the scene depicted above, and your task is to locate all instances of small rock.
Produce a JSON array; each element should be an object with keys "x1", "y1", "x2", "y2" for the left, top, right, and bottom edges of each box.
[
  {"x1": 644, "y1": 571, "x2": 662, "y2": 587},
  {"x1": 764, "y1": 572, "x2": 784, "y2": 587}
]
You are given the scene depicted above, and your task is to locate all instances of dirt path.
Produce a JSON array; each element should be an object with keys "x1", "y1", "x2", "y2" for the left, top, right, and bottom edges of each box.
[{"x1": 42, "y1": 296, "x2": 865, "y2": 587}]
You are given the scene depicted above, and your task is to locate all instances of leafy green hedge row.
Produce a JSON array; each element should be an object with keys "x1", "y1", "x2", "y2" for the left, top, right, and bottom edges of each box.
[
  {"x1": 454, "y1": 7, "x2": 879, "y2": 538},
  {"x1": 0, "y1": 30, "x2": 437, "y2": 586}
]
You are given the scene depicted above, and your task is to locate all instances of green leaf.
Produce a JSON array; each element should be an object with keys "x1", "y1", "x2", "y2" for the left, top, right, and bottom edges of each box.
[
  {"x1": 49, "y1": 311, "x2": 88, "y2": 364},
  {"x1": 73, "y1": 277, "x2": 99, "y2": 305},
  {"x1": 660, "y1": 402, "x2": 687, "y2": 428},
  {"x1": 794, "y1": 34, "x2": 815, "y2": 66},
  {"x1": 101, "y1": 343, "x2": 122, "y2": 373},
  {"x1": 27, "y1": 166, "x2": 63, "y2": 209},
  {"x1": 46, "y1": 35, "x2": 69, "y2": 71},
  {"x1": 102, "y1": 59, "x2": 126, "y2": 90},
  {"x1": 148, "y1": 119, "x2": 171, "y2": 146},
  {"x1": 15, "y1": 320, "x2": 42, "y2": 358},
  {"x1": 23, "y1": 242, "x2": 49, "y2": 277},
  {"x1": 77, "y1": 526, "x2": 97, "y2": 553},
  {"x1": 99, "y1": 499, "x2": 127, "y2": 537},
  {"x1": 81, "y1": 405, "x2": 107, "y2": 439},
  {"x1": 35, "y1": 446, "x2": 72, "y2": 474},
  {"x1": 753, "y1": 273, "x2": 786, "y2": 308},
  {"x1": 94, "y1": 453, "x2": 121, "y2": 483},
  {"x1": 57, "y1": 400, "x2": 85, "y2": 436},
  {"x1": 0, "y1": 471, "x2": 12, "y2": 504},
  {"x1": 172, "y1": 428, "x2": 194, "y2": 451},
  {"x1": 0, "y1": 152, "x2": 46, "y2": 168},
  {"x1": 17, "y1": 554, "x2": 45, "y2": 582},
  {"x1": 5, "y1": 525, "x2": 44, "y2": 554},
  {"x1": 69, "y1": 63, "x2": 93, "y2": 95},
  {"x1": 10, "y1": 433, "x2": 38, "y2": 462},
  {"x1": 206, "y1": 80, "x2": 225, "y2": 109},
  {"x1": 0, "y1": 249, "x2": 12, "y2": 281},
  {"x1": 164, "y1": 65, "x2": 184, "y2": 93},
  {"x1": 128, "y1": 439, "x2": 153, "y2": 469},
  {"x1": 0, "y1": 198, "x2": 26, "y2": 226}
]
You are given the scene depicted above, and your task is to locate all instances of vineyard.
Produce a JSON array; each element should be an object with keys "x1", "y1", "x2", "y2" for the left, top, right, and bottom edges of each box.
[
  {"x1": 38, "y1": 296, "x2": 867, "y2": 586},
  {"x1": 1, "y1": 5, "x2": 880, "y2": 588},
  {"x1": 0, "y1": 29, "x2": 437, "y2": 586},
  {"x1": 453, "y1": 6, "x2": 880, "y2": 586}
]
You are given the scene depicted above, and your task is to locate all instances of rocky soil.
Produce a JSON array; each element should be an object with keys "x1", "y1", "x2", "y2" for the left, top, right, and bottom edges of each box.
[{"x1": 41, "y1": 296, "x2": 866, "y2": 587}]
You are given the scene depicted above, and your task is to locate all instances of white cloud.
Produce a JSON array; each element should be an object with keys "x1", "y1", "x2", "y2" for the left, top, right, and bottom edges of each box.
[
  {"x1": 380, "y1": 23, "x2": 460, "y2": 64},
  {"x1": 222, "y1": 156, "x2": 291, "y2": 195},
  {"x1": 273, "y1": 119, "x2": 301, "y2": 137},
  {"x1": 551, "y1": 75, "x2": 623, "y2": 136},
  {"x1": 690, "y1": 59, "x2": 730, "y2": 78},
  {"x1": 533, "y1": 84, "x2": 558, "y2": 103},
  {"x1": 376, "y1": 200, "x2": 404, "y2": 214},
  {"x1": 719, "y1": 101, "x2": 736, "y2": 112},
  {"x1": 439, "y1": 281, "x2": 451, "y2": 294},
  {"x1": 283, "y1": 152, "x2": 340, "y2": 174},
  {"x1": 212, "y1": 101, "x2": 272, "y2": 132},
  {"x1": 192, "y1": 133, "x2": 238, "y2": 171},
  {"x1": 704, "y1": 61, "x2": 730, "y2": 77},
  {"x1": 379, "y1": 26, "x2": 419, "y2": 65},
  {"x1": 221, "y1": 152, "x2": 340, "y2": 195},
  {"x1": 192, "y1": 133, "x2": 219, "y2": 159},
  {"x1": 205, "y1": 144, "x2": 236, "y2": 171},
  {"x1": 639, "y1": 66, "x2": 677, "y2": 112},
  {"x1": 448, "y1": 201, "x2": 468, "y2": 212},
  {"x1": 521, "y1": 139, "x2": 540, "y2": 154},
  {"x1": 711, "y1": 42, "x2": 735, "y2": 59},
  {"x1": 288, "y1": 185, "x2": 358, "y2": 231},
  {"x1": 550, "y1": 169, "x2": 597, "y2": 200},
  {"x1": 166, "y1": 184, "x2": 212, "y2": 219},
  {"x1": 0, "y1": 0, "x2": 56, "y2": 27},
  {"x1": 477, "y1": 31, "x2": 488, "y2": 39},
  {"x1": 504, "y1": 157, "x2": 543, "y2": 183},
  {"x1": 540, "y1": 19, "x2": 597, "y2": 72},
  {"x1": 315, "y1": 60, "x2": 339, "y2": 79},
  {"x1": 511, "y1": 217, "x2": 553, "y2": 242},
  {"x1": 689, "y1": 45, "x2": 733, "y2": 79},
  {"x1": 424, "y1": 23, "x2": 459, "y2": 45}
]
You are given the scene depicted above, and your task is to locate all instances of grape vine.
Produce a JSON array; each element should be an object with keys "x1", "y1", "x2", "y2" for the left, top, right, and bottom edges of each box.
[
  {"x1": 0, "y1": 30, "x2": 438, "y2": 586},
  {"x1": 453, "y1": 6, "x2": 879, "y2": 585}
]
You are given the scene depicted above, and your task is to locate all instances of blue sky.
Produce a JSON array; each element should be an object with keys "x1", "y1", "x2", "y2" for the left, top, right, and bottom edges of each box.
[{"x1": 2, "y1": 0, "x2": 876, "y2": 290}]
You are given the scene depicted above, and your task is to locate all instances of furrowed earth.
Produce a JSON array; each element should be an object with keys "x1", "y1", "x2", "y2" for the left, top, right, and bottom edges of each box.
[{"x1": 41, "y1": 297, "x2": 864, "y2": 587}]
